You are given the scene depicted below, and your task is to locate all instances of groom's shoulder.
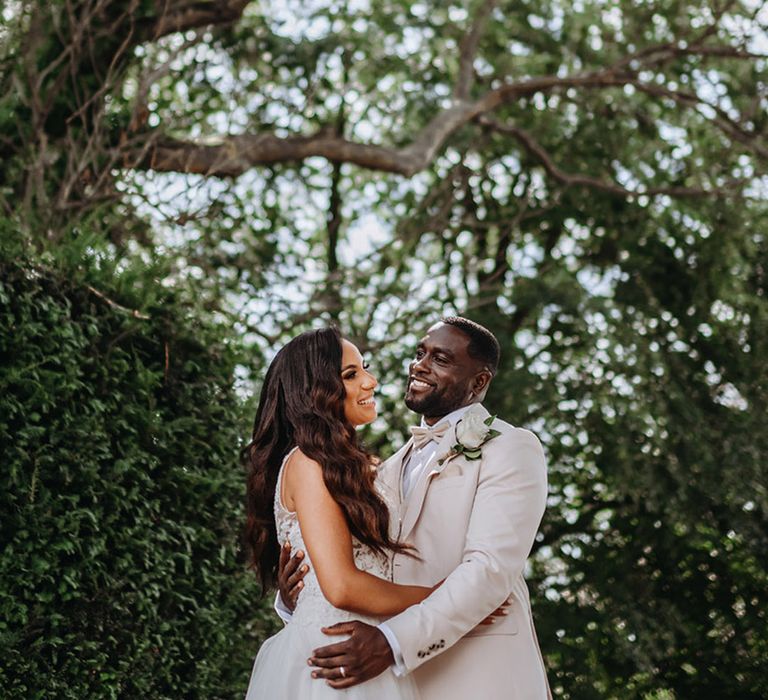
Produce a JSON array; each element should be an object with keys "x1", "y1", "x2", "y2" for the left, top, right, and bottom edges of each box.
[
  {"x1": 486, "y1": 416, "x2": 545, "y2": 454},
  {"x1": 480, "y1": 420, "x2": 547, "y2": 479},
  {"x1": 464, "y1": 404, "x2": 543, "y2": 452}
]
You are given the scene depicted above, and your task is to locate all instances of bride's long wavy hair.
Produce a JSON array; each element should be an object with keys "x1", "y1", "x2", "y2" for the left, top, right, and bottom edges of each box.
[{"x1": 244, "y1": 327, "x2": 408, "y2": 591}]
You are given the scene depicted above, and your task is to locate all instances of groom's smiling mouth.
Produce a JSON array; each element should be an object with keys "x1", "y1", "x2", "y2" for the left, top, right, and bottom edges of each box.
[{"x1": 408, "y1": 376, "x2": 435, "y2": 393}]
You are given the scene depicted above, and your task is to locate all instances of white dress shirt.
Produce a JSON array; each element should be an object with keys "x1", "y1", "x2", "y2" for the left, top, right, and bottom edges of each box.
[{"x1": 401, "y1": 405, "x2": 472, "y2": 498}]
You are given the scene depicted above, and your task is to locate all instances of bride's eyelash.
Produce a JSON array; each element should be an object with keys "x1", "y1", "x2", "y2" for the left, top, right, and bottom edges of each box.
[{"x1": 343, "y1": 362, "x2": 369, "y2": 380}]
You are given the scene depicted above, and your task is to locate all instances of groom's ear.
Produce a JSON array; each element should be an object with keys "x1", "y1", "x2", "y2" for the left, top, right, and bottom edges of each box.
[{"x1": 471, "y1": 368, "x2": 493, "y2": 398}]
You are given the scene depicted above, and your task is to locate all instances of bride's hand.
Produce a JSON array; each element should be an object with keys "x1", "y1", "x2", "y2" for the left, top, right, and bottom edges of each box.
[
  {"x1": 277, "y1": 541, "x2": 309, "y2": 612},
  {"x1": 474, "y1": 599, "x2": 510, "y2": 629}
]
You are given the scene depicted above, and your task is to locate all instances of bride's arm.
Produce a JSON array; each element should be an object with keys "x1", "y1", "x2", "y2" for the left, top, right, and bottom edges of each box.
[{"x1": 284, "y1": 451, "x2": 432, "y2": 617}]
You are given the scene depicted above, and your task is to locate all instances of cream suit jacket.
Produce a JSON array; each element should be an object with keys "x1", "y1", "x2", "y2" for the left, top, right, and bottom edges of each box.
[{"x1": 378, "y1": 404, "x2": 552, "y2": 700}]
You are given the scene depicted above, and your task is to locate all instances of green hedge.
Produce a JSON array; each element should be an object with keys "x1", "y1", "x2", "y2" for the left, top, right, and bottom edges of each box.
[{"x1": 0, "y1": 238, "x2": 278, "y2": 698}]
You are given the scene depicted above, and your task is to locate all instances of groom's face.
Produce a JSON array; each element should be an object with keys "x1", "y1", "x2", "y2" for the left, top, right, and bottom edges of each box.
[{"x1": 405, "y1": 323, "x2": 483, "y2": 422}]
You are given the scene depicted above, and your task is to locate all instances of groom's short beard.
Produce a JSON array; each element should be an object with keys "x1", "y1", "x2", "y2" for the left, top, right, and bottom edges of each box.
[{"x1": 405, "y1": 383, "x2": 468, "y2": 420}]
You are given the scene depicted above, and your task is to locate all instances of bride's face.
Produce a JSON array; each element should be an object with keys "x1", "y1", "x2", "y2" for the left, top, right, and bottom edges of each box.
[{"x1": 340, "y1": 339, "x2": 378, "y2": 427}]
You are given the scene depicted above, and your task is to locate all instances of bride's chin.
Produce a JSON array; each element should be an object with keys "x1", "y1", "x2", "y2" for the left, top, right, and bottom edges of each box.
[
  {"x1": 353, "y1": 412, "x2": 377, "y2": 428},
  {"x1": 363, "y1": 413, "x2": 378, "y2": 425}
]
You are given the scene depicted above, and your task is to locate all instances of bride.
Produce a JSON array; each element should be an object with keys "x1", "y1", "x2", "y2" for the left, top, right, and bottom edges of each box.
[{"x1": 243, "y1": 327, "x2": 429, "y2": 699}]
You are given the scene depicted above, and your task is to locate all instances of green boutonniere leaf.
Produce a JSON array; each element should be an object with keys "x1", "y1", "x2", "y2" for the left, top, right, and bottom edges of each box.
[{"x1": 440, "y1": 415, "x2": 501, "y2": 465}]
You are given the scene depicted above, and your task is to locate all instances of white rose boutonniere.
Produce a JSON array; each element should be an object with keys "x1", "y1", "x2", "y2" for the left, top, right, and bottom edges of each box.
[{"x1": 439, "y1": 413, "x2": 501, "y2": 464}]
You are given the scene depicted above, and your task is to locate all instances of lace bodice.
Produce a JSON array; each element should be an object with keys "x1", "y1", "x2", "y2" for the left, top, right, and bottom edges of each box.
[{"x1": 275, "y1": 448, "x2": 393, "y2": 627}]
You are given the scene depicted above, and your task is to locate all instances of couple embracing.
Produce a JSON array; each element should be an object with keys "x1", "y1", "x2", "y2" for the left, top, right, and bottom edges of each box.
[{"x1": 244, "y1": 317, "x2": 551, "y2": 699}]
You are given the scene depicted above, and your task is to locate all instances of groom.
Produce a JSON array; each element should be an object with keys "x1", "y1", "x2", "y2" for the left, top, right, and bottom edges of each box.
[{"x1": 279, "y1": 317, "x2": 551, "y2": 699}]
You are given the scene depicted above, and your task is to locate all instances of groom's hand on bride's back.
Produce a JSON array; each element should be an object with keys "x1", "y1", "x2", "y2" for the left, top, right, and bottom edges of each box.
[
  {"x1": 277, "y1": 541, "x2": 309, "y2": 612},
  {"x1": 308, "y1": 621, "x2": 393, "y2": 689}
]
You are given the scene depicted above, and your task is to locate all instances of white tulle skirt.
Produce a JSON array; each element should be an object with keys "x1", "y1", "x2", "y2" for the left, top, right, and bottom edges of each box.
[{"x1": 245, "y1": 622, "x2": 420, "y2": 699}]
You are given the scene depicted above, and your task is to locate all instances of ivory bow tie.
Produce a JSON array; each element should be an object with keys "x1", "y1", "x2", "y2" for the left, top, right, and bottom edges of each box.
[{"x1": 409, "y1": 421, "x2": 451, "y2": 450}]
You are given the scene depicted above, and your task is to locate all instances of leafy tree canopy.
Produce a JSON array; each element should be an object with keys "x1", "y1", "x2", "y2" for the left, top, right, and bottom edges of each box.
[{"x1": 1, "y1": 0, "x2": 766, "y2": 697}]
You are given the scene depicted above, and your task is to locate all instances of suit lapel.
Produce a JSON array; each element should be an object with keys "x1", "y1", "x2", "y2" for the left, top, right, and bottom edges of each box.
[
  {"x1": 399, "y1": 404, "x2": 491, "y2": 541},
  {"x1": 379, "y1": 439, "x2": 414, "y2": 513},
  {"x1": 399, "y1": 425, "x2": 458, "y2": 541}
]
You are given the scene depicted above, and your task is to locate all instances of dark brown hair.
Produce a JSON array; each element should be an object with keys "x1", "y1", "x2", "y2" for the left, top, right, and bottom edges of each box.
[{"x1": 243, "y1": 327, "x2": 408, "y2": 591}]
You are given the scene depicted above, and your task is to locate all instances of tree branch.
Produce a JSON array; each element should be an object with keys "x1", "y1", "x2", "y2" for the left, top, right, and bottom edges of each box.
[
  {"x1": 455, "y1": 0, "x2": 499, "y2": 100},
  {"x1": 127, "y1": 40, "x2": 765, "y2": 187},
  {"x1": 143, "y1": 0, "x2": 251, "y2": 41},
  {"x1": 130, "y1": 76, "x2": 624, "y2": 177},
  {"x1": 480, "y1": 117, "x2": 751, "y2": 199},
  {"x1": 86, "y1": 285, "x2": 150, "y2": 319},
  {"x1": 628, "y1": 80, "x2": 768, "y2": 161},
  {"x1": 612, "y1": 39, "x2": 767, "y2": 73}
]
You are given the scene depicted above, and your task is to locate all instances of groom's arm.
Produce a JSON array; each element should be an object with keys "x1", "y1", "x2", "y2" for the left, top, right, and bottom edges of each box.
[
  {"x1": 309, "y1": 600, "x2": 511, "y2": 686},
  {"x1": 309, "y1": 428, "x2": 547, "y2": 685},
  {"x1": 384, "y1": 428, "x2": 547, "y2": 673}
]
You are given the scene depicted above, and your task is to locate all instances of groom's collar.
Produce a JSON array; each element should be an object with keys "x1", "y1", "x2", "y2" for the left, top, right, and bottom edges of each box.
[{"x1": 419, "y1": 403, "x2": 475, "y2": 429}]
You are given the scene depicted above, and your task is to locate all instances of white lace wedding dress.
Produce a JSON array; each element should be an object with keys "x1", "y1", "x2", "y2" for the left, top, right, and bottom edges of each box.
[{"x1": 245, "y1": 449, "x2": 420, "y2": 699}]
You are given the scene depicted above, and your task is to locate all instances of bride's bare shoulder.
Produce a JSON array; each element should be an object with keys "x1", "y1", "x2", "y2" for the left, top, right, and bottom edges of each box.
[
  {"x1": 283, "y1": 449, "x2": 325, "y2": 495},
  {"x1": 283, "y1": 448, "x2": 334, "y2": 512},
  {"x1": 285, "y1": 447, "x2": 320, "y2": 470}
]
